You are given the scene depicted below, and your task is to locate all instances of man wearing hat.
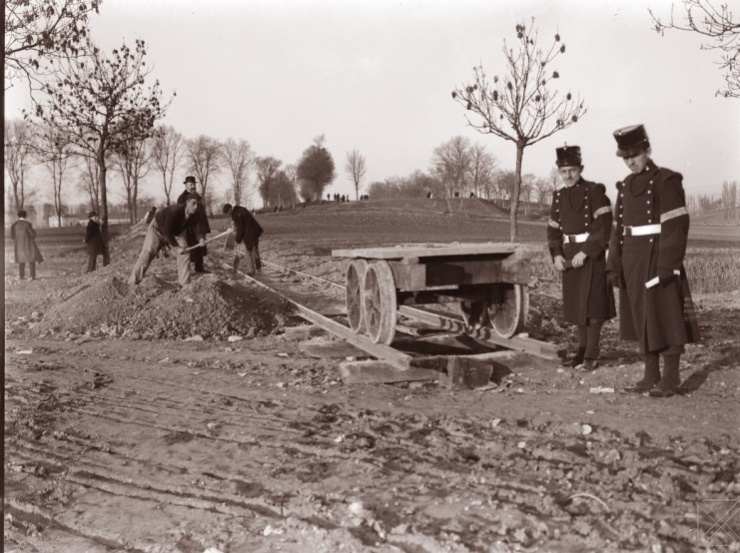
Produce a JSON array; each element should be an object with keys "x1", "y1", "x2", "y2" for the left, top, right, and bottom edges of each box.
[
  {"x1": 129, "y1": 194, "x2": 204, "y2": 287},
  {"x1": 83, "y1": 211, "x2": 105, "y2": 272},
  {"x1": 547, "y1": 145, "x2": 615, "y2": 371},
  {"x1": 10, "y1": 210, "x2": 44, "y2": 280},
  {"x1": 607, "y1": 125, "x2": 700, "y2": 398},
  {"x1": 177, "y1": 176, "x2": 211, "y2": 273}
]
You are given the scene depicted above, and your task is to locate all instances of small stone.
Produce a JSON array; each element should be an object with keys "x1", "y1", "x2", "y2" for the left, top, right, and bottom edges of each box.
[
  {"x1": 184, "y1": 335, "x2": 203, "y2": 342},
  {"x1": 581, "y1": 424, "x2": 593, "y2": 435},
  {"x1": 517, "y1": 441, "x2": 527, "y2": 449},
  {"x1": 604, "y1": 448, "x2": 621, "y2": 464},
  {"x1": 227, "y1": 335, "x2": 243, "y2": 342}
]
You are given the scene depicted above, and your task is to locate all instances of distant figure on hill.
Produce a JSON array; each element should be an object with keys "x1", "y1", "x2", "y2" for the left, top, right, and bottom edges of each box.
[
  {"x1": 84, "y1": 211, "x2": 105, "y2": 273},
  {"x1": 144, "y1": 206, "x2": 157, "y2": 225},
  {"x1": 222, "y1": 203, "x2": 263, "y2": 276},
  {"x1": 607, "y1": 124, "x2": 700, "y2": 398},
  {"x1": 10, "y1": 210, "x2": 44, "y2": 281},
  {"x1": 177, "y1": 176, "x2": 211, "y2": 273},
  {"x1": 547, "y1": 145, "x2": 614, "y2": 372},
  {"x1": 129, "y1": 194, "x2": 203, "y2": 288}
]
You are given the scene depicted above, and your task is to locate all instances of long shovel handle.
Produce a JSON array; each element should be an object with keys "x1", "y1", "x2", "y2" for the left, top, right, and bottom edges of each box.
[{"x1": 184, "y1": 229, "x2": 232, "y2": 251}]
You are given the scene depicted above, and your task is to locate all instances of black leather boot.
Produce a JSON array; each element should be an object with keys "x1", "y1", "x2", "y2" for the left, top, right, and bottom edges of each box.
[
  {"x1": 649, "y1": 354, "x2": 681, "y2": 398},
  {"x1": 625, "y1": 353, "x2": 661, "y2": 393},
  {"x1": 564, "y1": 347, "x2": 586, "y2": 368}
]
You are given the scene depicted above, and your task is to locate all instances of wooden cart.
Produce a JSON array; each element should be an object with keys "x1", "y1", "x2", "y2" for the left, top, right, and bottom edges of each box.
[{"x1": 332, "y1": 243, "x2": 538, "y2": 345}]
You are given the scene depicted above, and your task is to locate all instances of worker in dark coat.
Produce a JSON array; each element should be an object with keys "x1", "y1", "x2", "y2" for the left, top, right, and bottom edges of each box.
[
  {"x1": 10, "y1": 209, "x2": 44, "y2": 280},
  {"x1": 83, "y1": 211, "x2": 106, "y2": 273},
  {"x1": 547, "y1": 145, "x2": 615, "y2": 371},
  {"x1": 177, "y1": 176, "x2": 211, "y2": 273},
  {"x1": 607, "y1": 124, "x2": 700, "y2": 398},
  {"x1": 222, "y1": 203, "x2": 263, "y2": 276},
  {"x1": 129, "y1": 194, "x2": 203, "y2": 287}
]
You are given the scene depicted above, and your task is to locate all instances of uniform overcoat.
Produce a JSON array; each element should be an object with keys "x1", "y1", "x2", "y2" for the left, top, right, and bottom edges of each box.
[
  {"x1": 547, "y1": 178, "x2": 615, "y2": 325},
  {"x1": 606, "y1": 161, "x2": 700, "y2": 353},
  {"x1": 10, "y1": 219, "x2": 44, "y2": 264},
  {"x1": 84, "y1": 220, "x2": 106, "y2": 256}
]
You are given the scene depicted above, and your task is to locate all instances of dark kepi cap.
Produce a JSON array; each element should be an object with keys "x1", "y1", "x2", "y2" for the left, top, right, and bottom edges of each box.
[
  {"x1": 88, "y1": 211, "x2": 97, "y2": 218},
  {"x1": 184, "y1": 175, "x2": 196, "y2": 184},
  {"x1": 613, "y1": 124, "x2": 650, "y2": 157},
  {"x1": 555, "y1": 145, "x2": 582, "y2": 167}
]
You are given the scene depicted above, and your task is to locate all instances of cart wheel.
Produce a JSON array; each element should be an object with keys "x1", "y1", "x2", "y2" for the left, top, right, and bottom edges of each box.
[
  {"x1": 488, "y1": 284, "x2": 529, "y2": 338},
  {"x1": 459, "y1": 301, "x2": 491, "y2": 329},
  {"x1": 345, "y1": 259, "x2": 368, "y2": 333},
  {"x1": 362, "y1": 261, "x2": 397, "y2": 345}
]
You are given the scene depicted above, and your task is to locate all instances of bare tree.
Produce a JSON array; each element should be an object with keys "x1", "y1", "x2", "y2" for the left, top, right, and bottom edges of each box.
[
  {"x1": 152, "y1": 125, "x2": 184, "y2": 206},
  {"x1": 468, "y1": 143, "x2": 498, "y2": 199},
  {"x1": 254, "y1": 156, "x2": 282, "y2": 208},
  {"x1": 4, "y1": 119, "x2": 37, "y2": 211},
  {"x1": 223, "y1": 138, "x2": 253, "y2": 206},
  {"x1": 186, "y1": 135, "x2": 222, "y2": 214},
  {"x1": 32, "y1": 123, "x2": 75, "y2": 226},
  {"x1": 113, "y1": 135, "x2": 153, "y2": 223},
  {"x1": 78, "y1": 154, "x2": 101, "y2": 214},
  {"x1": 452, "y1": 19, "x2": 587, "y2": 240},
  {"x1": 32, "y1": 39, "x2": 171, "y2": 264},
  {"x1": 650, "y1": 0, "x2": 739, "y2": 98},
  {"x1": 4, "y1": 0, "x2": 101, "y2": 88},
  {"x1": 345, "y1": 149, "x2": 367, "y2": 201},
  {"x1": 430, "y1": 136, "x2": 473, "y2": 197}
]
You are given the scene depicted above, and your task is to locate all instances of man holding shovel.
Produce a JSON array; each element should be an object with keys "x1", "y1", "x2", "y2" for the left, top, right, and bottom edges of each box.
[
  {"x1": 222, "y1": 203, "x2": 263, "y2": 276},
  {"x1": 129, "y1": 193, "x2": 204, "y2": 288}
]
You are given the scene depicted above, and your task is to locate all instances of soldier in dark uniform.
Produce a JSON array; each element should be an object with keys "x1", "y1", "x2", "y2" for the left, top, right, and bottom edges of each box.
[
  {"x1": 176, "y1": 176, "x2": 211, "y2": 273},
  {"x1": 547, "y1": 145, "x2": 615, "y2": 371},
  {"x1": 607, "y1": 125, "x2": 700, "y2": 398}
]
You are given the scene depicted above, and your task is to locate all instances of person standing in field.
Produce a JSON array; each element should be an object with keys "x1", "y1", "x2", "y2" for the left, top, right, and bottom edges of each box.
[
  {"x1": 607, "y1": 124, "x2": 700, "y2": 398},
  {"x1": 222, "y1": 203, "x2": 263, "y2": 276},
  {"x1": 83, "y1": 211, "x2": 106, "y2": 273},
  {"x1": 10, "y1": 210, "x2": 44, "y2": 281},
  {"x1": 547, "y1": 145, "x2": 615, "y2": 371},
  {"x1": 129, "y1": 194, "x2": 204, "y2": 287},
  {"x1": 177, "y1": 176, "x2": 211, "y2": 273}
]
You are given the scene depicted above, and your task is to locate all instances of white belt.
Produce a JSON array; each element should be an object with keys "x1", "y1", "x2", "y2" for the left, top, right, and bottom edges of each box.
[
  {"x1": 623, "y1": 224, "x2": 661, "y2": 237},
  {"x1": 563, "y1": 232, "x2": 589, "y2": 244}
]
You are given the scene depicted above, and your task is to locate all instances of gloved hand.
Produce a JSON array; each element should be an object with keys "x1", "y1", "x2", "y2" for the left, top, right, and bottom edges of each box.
[
  {"x1": 658, "y1": 268, "x2": 677, "y2": 287},
  {"x1": 571, "y1": 251, "x2": 588, "y2": 268},
  {"x1": 607, "y1": 271, "x2": 625, "y2": 289}
]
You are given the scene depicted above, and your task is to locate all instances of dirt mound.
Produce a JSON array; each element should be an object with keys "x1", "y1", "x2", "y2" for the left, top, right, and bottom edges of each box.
[{"x1": 35, "y1": 274, "x2": 294, "y2": 340}]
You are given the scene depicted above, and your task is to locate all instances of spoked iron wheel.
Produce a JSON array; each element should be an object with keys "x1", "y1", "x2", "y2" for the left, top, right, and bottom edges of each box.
[
  {"x1": 362, "y1": 261, "x2": 397, "y2": 345},
  {"x1": 488, "y1": 284, "x2": 529, "y2": 338},
  {"x1": 345, "y1": 259, "x2": 368, "y2": 333}
]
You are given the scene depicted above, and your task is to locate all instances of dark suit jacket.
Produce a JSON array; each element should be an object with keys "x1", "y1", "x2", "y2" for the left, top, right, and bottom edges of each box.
[
  {"x1": 231, "y1": 206, "x2": 263, "y2": 248},
  {"x1": 154, "y1": 204, "x2": 198, "y2": 248}
]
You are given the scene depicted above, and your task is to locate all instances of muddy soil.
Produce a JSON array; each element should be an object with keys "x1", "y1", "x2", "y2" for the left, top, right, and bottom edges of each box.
[{"x1": 4, "y1": 204, "x2": 740, "y2": 553}]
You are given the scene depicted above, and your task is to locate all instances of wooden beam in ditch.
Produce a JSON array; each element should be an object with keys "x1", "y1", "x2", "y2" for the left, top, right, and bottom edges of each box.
[{"x1": 398, "y1": 305, "x2": 563, "y2": 360}]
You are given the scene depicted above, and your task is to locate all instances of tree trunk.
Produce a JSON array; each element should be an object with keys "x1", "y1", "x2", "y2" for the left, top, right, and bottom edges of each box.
[
  {"x1": 510, "y1": 144, "x2": 524, "y2": 242},
  {"x1": 98, "y1": 149, "x2": 111, "y2": 266}
]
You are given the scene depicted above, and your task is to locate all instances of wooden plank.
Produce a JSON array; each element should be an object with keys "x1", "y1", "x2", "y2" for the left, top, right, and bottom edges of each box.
[
  {"x1": 332, "y1": 242, "x2": 519, "y2": 260},
  {"x1": 339, "y1": 360, "x2": 441, "y2": 384},
  {"x1": 398, "y1": 306, "x2": 563, "y2": 360},
  {"x1": 227, "y1": 265, "x2": 413, "y2": 371}
]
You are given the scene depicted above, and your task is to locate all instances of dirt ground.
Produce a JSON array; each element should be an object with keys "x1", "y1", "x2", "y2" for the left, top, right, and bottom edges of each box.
[{"x1": 4, "y1": 201, "x2": 740, "y2": 553}]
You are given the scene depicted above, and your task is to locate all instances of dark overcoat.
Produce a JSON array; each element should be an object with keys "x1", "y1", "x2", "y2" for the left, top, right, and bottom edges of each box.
[
  {"x1": 547, "y1": 178, "x2": 615, "y2": 325},
  {"x1": 10, "y1": 219, "x2": 44, "y2": 263},
  {"x1": 606, "y1": 160, "x2": 700, "y2": 354},
  {"x1": 176, "y1": 189, "x2": 211, "y2": 259},
  {"x1": 84, "y1": 220, "x2": 106, "y2": 256},
  {"x1": 231, "y1": 206, "x2": 263, "y2": 249}
]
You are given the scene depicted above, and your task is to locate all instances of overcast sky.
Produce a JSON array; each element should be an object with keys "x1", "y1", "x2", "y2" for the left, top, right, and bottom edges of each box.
[{"x1": 5, "y1": 0, "x2": 740, "y2": 208}]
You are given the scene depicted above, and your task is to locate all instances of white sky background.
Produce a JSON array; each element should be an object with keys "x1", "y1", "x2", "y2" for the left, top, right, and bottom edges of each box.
[{"x1": 5, "y1": 0, "x2": 740, "y2": 209}]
